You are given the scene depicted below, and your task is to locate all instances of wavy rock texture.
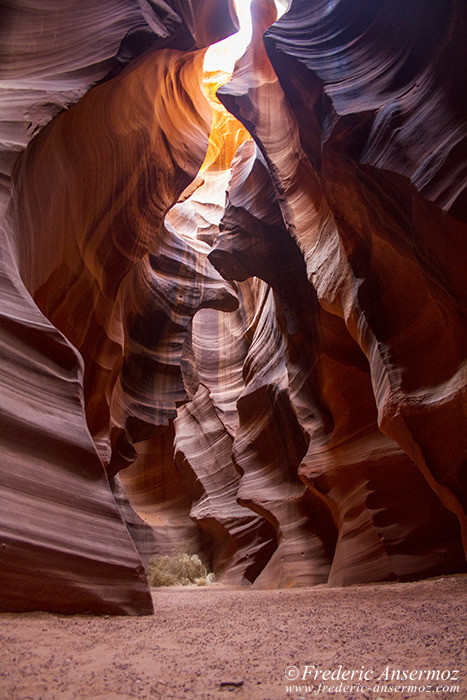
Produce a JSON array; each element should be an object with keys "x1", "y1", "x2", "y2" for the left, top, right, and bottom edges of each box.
[
  {"x1": 218, "y1": 0, "x2": 467, "y2": 561},
  {"x1": 211, "y1": 139, "x2": 465, "y2": 584},
  {"x1": 0, "y1": 1, "x2": 238, "y2": 613},
  {"x1": 12, "y1": 47, "x2": 216, "y2": 462},
  {"x1": 174, "y1": 385, "x2": 276, "y2": 584},
  {"x1": 119, "y1": 425, "x2": 207, "y2": 556},
  {"x1": 1, "y1": 0, "x2": 466, "y2": 612},
  {"x1": 0, "y1": 0, "x2": 237, "y2": 210},
  {"x1": 114, "y1": 78, "x2": 270, "y2": 573},
  {"x1": 191, "y1": 285, "x2": 254, "y2": 435},
  {"x1": 232, "y1": 283, "x2": 337, "y2": 587},
  {"x1": 0, "y1": 288, "x2": 153, "y2": 613},
  {"x1": 264, "y1": 0, "x2": 467, "y2": 218},
  {"x1": 108, "y1": 225, "x2": 238, "y2": 471}
]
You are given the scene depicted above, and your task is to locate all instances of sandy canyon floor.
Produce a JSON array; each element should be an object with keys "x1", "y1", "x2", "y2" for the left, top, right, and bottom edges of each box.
[{"x1": 0, "y1": 576, "x2": 465, "y2": 700}]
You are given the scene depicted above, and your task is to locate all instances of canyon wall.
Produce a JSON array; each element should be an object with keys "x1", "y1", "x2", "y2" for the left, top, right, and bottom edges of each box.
[
  {"x1": 0, "y1": 0, "x2": 465, "y2": 613},
  {"x1": 0, "y1": 0, "x2": 239, "y2": 614}
]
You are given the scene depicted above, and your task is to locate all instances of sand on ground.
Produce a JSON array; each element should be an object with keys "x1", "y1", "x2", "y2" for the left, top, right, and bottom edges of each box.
[{"x1": 0, "y1": 576, "x2": 465, "y2": 699}]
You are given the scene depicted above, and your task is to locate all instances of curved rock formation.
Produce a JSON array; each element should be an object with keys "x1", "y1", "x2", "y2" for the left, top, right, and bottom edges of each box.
[
  {"x1": 264, "y1": 0, "x2": 467, "y2": 218},
  {"x1": 119, "y1": 424, "x2": 206, "y2": 556},
  {"x1": 174, "y1": 385, "x2": 276, "y2": 584},
  {"x1": 0, "y1": 1, "x2": 239, "y2": 613},
  {"x1": 211, "y1": 138, "x2": 465, "y2": 584},
  {"x1": 0, "y1": 0, "x2": 237, "y2": 208},
  {"x1": 12, "y1": 47, "x2": 215, "y2": 459},
  {"x1": 1, "y1": 0, "x2": 465, "y2": 612},
  {"x1": 217, "y1": 0, "x2": 467, "y2": 554}
]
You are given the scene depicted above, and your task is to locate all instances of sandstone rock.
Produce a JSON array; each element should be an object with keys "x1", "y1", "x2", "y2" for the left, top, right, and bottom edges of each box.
[
  {"x1": 210, "y1": 119, "x2": 465, "y2": 584},
  {"x1": 217, "y1": 0, "x2": 467, "y2": 560},
  {"x1": 0, "y1": 0, "x2": 238, "y2": 613},
  {"x1": 0, "y1": 0, "x2": 465, "y2": 612},
  {"x1": 174, "y1": 385, "x2": 276, "y2": 584}
]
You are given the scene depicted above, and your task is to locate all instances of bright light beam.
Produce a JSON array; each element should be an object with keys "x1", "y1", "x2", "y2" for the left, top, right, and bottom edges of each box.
[
  {"x1": 203, "y1": 0, "x2": 253, "y2": 74},
  {"x1": 203, "y1": 1, "x2": 290, "y2": 75}
]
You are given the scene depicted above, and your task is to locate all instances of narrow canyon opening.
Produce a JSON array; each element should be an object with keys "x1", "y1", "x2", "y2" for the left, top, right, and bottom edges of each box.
[{"x1": 0, "y1": 0, "x2": 465, "y2": 619}]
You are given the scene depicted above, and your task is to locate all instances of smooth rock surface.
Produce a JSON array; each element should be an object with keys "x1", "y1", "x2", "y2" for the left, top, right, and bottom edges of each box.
[{"x1": 0, "y1": 0, "x2": 465, "y2": 612}]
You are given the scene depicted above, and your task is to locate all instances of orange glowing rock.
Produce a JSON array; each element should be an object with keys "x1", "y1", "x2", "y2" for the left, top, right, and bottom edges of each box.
[{"x1": 201, "y1": 70, "x2": 252, "y2": 172}]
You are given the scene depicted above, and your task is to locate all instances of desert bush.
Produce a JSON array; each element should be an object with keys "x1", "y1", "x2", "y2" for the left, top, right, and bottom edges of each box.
[{"x1": 146, "y1": 553, "x2": 215, "y2": 587}]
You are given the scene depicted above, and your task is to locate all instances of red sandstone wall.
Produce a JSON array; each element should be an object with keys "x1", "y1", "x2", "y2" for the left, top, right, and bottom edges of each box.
[{"x1": 0, "y1": 0, "x2": 465, "y2": 612}]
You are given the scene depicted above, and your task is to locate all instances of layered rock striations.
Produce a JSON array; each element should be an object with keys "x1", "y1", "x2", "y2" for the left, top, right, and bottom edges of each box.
[
  {"x1": 211, "y1": 138, "x2": 465, "y2": 585},
  {"x1": 263, "y1": 0, "x2": 467, "y2": 218},
  {"x1": 0, "y1": 0, "x2": 465, "y2": 612},
  {"x1": 217, "y1": 0, "x2": 466, "y2": 558},
  {"x1": 0, "y1": 1, "x2": 240, "y2": 613},
  {"x1": 174, "y1": 384, "x2": 277, "y2": 584}
]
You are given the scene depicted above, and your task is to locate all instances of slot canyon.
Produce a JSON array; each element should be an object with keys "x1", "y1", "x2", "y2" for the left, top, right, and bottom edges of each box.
[{"x1": 0, "y1": 0, "x2": 466, "y2": 697}]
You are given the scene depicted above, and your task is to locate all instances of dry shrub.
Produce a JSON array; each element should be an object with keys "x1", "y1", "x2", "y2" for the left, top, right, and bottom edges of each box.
[{"x1": 147, "y1": 553, "x2": 215, "y2": 587}]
